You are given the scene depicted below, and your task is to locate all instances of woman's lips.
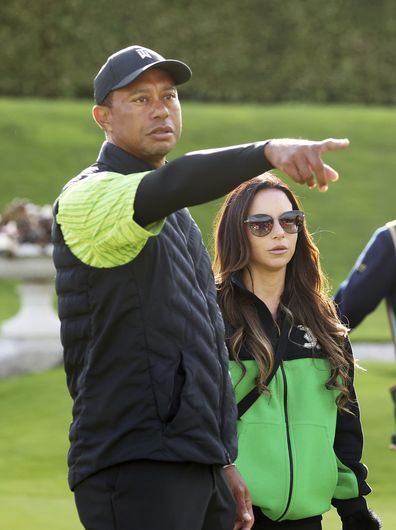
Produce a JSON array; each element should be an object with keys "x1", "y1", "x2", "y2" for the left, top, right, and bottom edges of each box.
[{"x1": 268, "y1": 246, "x2": 288, "y2": 254}]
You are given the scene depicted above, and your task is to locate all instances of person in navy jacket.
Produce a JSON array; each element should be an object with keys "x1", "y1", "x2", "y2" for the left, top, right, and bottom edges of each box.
[{"x1": 335, "y1": 220, "x2": 396, "y2": 450}]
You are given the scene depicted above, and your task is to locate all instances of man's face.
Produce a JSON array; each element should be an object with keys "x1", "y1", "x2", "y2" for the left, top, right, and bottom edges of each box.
[{"x1": 104, "y1": 68, "x2": 182, "y2": 167}]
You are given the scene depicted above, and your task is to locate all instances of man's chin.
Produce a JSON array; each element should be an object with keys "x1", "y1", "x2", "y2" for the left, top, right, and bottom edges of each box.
[{"x1": 149, "y1": 140, "x2": 177, "y2": 157}]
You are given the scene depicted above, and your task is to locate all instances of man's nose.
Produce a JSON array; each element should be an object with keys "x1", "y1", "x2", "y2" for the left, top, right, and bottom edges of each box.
[{"x1": 151, "y1": 99, "x2": 169, "y2": 119}]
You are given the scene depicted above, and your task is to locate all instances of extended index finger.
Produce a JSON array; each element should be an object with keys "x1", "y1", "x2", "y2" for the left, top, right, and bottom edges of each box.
[{"x1": 318, "y1": 138, "x2": 350, "y2": 154}]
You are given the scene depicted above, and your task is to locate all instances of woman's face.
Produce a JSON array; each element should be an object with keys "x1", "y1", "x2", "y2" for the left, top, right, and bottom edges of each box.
[{"x1": 245, "y1": 188, "x2": 298, "y2": 273}]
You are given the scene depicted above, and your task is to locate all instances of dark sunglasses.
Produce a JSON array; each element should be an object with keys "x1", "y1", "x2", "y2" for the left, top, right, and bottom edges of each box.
[{"x1": 244, "y1": 210, "x2": 305, "y2": 237}]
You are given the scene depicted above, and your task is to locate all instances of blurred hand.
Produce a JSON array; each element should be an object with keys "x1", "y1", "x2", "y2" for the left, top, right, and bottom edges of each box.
[
  {"x1": 341, "y1": 508, "x2": 382, "y2": 529},
  {"x1": 223, "y1": 466, "x2": 254, "y2": 530},
  {"x1": 264, "y1": 138, "x2": 350, "y2": 192}
]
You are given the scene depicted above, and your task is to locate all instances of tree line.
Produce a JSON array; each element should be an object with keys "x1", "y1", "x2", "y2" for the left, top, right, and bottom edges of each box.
[{"x1": 1, "y1": 0, "x2": 395, "y2": 104}]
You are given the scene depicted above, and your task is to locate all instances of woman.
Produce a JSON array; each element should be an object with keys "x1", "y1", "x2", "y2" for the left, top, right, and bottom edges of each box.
[{"x1": 213, "y1": 173, "x2": 381, "y2": 530}]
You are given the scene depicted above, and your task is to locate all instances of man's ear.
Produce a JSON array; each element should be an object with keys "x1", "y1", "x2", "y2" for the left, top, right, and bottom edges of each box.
[{"x1": 92, "y1": 105, "x2": 112, "y2": 132}]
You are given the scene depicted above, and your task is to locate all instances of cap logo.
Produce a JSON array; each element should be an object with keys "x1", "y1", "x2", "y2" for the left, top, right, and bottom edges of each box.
[{"x1": 136, "y1": 48, "x2": 153, "y2": 60}]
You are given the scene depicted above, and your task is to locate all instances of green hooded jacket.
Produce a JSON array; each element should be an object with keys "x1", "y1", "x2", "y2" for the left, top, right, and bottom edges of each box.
[{"x1": 227, "y1": 275, "x2": 371, "y2": 522}]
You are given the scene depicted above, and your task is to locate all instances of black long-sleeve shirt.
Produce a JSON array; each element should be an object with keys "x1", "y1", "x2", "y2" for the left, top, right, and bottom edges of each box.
[{"x1": 134, "y1": 142, "x2": 272, "y2": 226}]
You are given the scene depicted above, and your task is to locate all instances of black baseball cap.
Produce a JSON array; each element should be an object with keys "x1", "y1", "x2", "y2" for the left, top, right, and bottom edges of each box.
[{"x1": 94, "y1": 45, "x2": 192, "y2": 104}]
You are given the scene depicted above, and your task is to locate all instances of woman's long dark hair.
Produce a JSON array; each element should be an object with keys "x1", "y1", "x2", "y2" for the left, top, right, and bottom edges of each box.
[{"x1": 213, "y1": 173, "x2": 352, "y2": 409}]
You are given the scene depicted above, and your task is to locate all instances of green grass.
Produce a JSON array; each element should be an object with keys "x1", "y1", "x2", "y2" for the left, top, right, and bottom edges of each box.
[
  {"x1": 0, "y1": 363, "x2": 394, "y2": 529},
  {"x1": 0, "y1": 280, "x2": 19, "y2": 322},
  {"x1": 0, "y1": 98, "x2": 395, "y2": 342},
  {"x1": 0, "y1": 368, "x2": 80, "y2": 529}
]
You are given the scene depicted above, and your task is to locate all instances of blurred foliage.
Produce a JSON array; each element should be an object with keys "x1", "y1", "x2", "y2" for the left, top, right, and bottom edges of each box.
[{"x1": 1, "y1": 0, "x2": 396, "y2": 103}]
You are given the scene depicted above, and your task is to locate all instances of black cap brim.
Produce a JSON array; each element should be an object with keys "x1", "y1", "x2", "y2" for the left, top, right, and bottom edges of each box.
[{"x1": 111, "y1": 59, "x2": 192, "y2": 93}]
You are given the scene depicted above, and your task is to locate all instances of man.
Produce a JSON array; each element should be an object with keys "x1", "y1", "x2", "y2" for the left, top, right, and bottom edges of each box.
[
  {"x1": 335, "y1": 220, "x2": 396, "y2": 450},
  {"x1": 52, "y1": 45, "x2": 349, "y2": 530}
]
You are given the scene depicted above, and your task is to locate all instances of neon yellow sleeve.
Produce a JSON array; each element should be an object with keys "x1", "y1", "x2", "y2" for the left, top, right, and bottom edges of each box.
[{"x1": 56, "y1": 171, "x2": 165, "y2": 268}]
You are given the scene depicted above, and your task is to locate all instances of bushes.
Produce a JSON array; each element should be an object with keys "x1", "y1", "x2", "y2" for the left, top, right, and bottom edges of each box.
[{"x1": 1, "y1": 0, "x2": 396, "y2": 103}]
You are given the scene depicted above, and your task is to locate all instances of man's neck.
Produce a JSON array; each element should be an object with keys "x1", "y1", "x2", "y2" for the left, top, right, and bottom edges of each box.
[{"x1": 96, "y1": 141, "x2": 156, "y2": 174}]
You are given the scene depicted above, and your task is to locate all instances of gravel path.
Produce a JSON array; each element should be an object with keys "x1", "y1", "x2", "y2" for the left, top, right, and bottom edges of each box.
[{"x1": 351, "y1": 342, "x2": 395, "y2": 362}]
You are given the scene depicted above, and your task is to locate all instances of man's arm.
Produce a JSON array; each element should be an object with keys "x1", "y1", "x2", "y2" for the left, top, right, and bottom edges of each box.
[
  {"x1": 134, "y1": 138, "x2": 350, "y2": 227},
  {"x1": 134, "y1": 142, "x2": 270, "y2": 226},
  {"x1": 56, "y1": 144, "x2": 268, "y2": 267},
  {"x1": 57, "y1": 138, "x2": 349, "y2": 267}
]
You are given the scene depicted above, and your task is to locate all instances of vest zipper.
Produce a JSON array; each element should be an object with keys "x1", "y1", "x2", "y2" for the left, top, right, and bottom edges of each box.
[
  {"x1": 219, "y1": 345, "x2": 229, "y2": 460},
  {"x1": 276, "y1": 363, "x2": 294, "y2": 521}
]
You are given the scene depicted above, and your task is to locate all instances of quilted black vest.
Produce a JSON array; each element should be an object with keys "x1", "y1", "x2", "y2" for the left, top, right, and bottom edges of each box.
[{"x1": 52, "y1": 144, "x2": 237, "y2": 490}]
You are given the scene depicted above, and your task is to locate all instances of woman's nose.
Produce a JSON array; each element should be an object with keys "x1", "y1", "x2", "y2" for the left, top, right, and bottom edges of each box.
[{"x1": 271, "y1": 219, "x2": 285, "y2": 237}]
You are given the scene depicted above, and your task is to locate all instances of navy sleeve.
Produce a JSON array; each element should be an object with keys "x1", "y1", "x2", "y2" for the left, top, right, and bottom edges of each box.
[
  {"x1": 133, "y1": 143, "x2": 272, "y2": 227},
  {"x1": 334, "y1": 226, "x2": 396, "y2": 329}
]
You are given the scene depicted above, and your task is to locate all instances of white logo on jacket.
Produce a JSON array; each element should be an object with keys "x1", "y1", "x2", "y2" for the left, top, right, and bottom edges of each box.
[{"x1": 297, "y1": 325, "x2": 321, "y2": 350}]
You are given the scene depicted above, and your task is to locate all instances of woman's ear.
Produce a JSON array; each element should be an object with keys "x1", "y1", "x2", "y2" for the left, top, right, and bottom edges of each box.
[{"x1": 92, "y1": 105, "x2": 112, "y2": 132}]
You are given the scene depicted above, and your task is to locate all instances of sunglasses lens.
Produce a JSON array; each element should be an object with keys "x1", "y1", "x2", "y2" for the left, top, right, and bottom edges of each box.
[
  {"x1": 279, "y1": 212, "x2": 304, "y2": 233},
  {"x1": 247, "y1": 220, "x2": 273, "y2": 237},
  {"x1": 244, "y1": 211, "x2": 304, "y2": 237}
]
